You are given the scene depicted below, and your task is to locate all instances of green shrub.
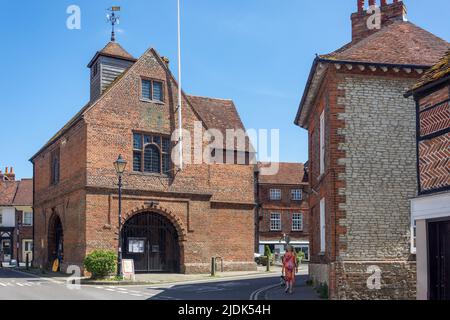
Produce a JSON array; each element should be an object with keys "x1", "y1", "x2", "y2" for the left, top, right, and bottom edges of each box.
[
  {"x1": 84, "y1": 250, "x2": 117, "y2": 279},
  {"x1": 317, "y1": 282, "x2": 329, "y2": 299},
  {"x1": 296, "y1": 250, "x2": 305, "y2": 265},
  {"x1": 264, "y1": 245, "x2": 272, "y2": 258}
]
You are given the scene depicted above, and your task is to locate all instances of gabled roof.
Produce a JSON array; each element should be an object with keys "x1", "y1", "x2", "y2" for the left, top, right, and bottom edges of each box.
[
  {"x1": 410, "y1": 49, "x2": 450, "y2": 93},
  {"x1": 258, "y1": 162, "x2": 306, "y2": 185},
  {"x1": 0, "y1": 179, "x2": 33, "y2": 206},
  {"x1": 321, "y1": 21, "x2": 450, "y2": 66},
  {"x1": 187, "y1": 95, "x2": 246, "y2": 134},
  {"x1": 31, "y1": 45, "x2": 251, "y2": 160},
  {"x1": 187, "y1": 95, "x2": 252, "y2": 152},
  {"x1": 295, "y1": 20, "x2": 450, "y2": 128},
  {"x1": 87, "y1": 42, "x2": 137, "y2": 68}
]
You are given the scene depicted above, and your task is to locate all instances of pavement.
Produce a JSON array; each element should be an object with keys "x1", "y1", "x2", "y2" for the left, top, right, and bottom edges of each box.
[{"x1": 0, "y1": 265, "x2": 321, "y2": 300}]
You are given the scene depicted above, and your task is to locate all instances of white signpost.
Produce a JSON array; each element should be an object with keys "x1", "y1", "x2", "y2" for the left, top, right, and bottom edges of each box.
[{"x1": 122, "y1": 259, "x2": 135, "y2": 281}]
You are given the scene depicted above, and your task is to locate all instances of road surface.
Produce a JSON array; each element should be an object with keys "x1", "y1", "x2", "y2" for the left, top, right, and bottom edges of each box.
[{"x1": 0, "y1": 268, "x2": 318, "y2": 300}]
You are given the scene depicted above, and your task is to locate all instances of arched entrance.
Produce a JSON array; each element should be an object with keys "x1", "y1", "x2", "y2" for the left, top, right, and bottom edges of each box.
[
  {"x1": 47, "y1": 214, "x2": 64, "y2": 268},
  {"x1": 122, "y1": 212, "x2": 180, "y2": 273}
]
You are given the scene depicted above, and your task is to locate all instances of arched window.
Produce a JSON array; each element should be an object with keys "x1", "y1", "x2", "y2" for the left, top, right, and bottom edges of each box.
[
  {"x1": 133, "y1": 133, "x2": 171, "y2": 175},
  {"x1": 144, "y1": 145, "x2": 161, "y2": 173}
]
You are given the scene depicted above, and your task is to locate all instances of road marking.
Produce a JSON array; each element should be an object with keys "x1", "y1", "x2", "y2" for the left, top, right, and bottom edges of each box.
[
  {"x1": 16, "y1": 283, "x2": 24, "y2": 287},
  {"x1": 250, "y1": 284, "x2": 279, "y2": 300},
  {"x1": 0, "y1": 283, "x2": 6, "y2": 287}
]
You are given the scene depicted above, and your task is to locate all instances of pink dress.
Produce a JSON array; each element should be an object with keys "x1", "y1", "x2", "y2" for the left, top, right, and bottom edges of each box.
[{"x1": 283, "y1": 252, "x2": 296, "y2": 282}]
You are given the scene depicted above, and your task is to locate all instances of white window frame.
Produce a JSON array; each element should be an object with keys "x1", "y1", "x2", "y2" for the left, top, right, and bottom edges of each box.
[
  {"x1": 23, "y1": 239, "x2": 33, "y2": 252},
  {"x1": 291, "y1": 189, "x2": 302, "y2": 201},
  {"x1": 411, "y1": 219, "x2": 417, "y2": 254},
  {"x1": 270, "y1": 212, "x2": 281, "y2": 231},
  {"x1": 320, "y1": 110, "x2": 325, "y2": 175},
  {"x1": 22, "y1": 212, "x2": 33, "y2": 226},
  {"x1": 269, "y1": 189, "x2": 282, "y2": 201},
  {"x1": 292, "y1": 213, "x2": 303, "y2": 231},
  {"x1": 320, "y1": 198, "x2": 326, "y2": 253}
]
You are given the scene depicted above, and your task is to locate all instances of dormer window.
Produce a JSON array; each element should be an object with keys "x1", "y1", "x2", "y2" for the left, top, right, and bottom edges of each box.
[{"x1": 141, "y1": 79, "x2": 164, "y2": 102}]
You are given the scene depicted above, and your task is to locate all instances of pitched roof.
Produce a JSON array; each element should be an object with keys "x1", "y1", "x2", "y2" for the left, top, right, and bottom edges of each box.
[
  {"x1": 0, "y1": 179, "x2": 33, "y2": 206},
  {"x1": 187, "y1": 95, "x2": 252, "y2": 152},
  {"x1": 31, "y1": 45, "x2": 251, "y2": 160},
  {"x1": 87, "y1": 42, "x2": 137, "y2": 67},
  {"x1": 321, "y1": 21, "x2": 450, "y2": 66},
  {"x1": 412, "y1": 49, "x2": 450, "y2": 91},
  {"x1": 258, "y1": 162, "x2": 306, "y2": 185},
  {"x1": 13, "y1": 179, "x2": 33, "y2": 206},
  {"x1": 187, "y1": 95, "x2": 245, "y2": 132},
  {"x1": 295, "y1": 20, "x2": 450, "y2": 128}
]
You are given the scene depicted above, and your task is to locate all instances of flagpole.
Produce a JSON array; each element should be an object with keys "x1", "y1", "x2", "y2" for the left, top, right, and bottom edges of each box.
[{"x1": 177, "y1": 0, "x2": 183, "y2": 170}]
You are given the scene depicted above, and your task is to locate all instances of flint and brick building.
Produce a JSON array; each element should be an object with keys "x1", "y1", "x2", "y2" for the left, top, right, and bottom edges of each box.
[
  {"x1": 406, "y1": 50, "x2": 450, "y2": 300},
  {"x1": 294, "y1": 0, "x2": 450, "y2": 299},
  {"x1": 0, "y1": 168, "x2": 33, "y2": 264},
  {"x1": 255, "y1": 163, "x2": 310, "y2": 260},
  {"x1": 31, "y1": 39, "x2": 256, "y2": 274}
]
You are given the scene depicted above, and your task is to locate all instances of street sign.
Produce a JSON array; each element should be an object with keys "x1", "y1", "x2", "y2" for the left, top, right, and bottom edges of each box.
[{"x1": 122, "y1": 259, "x2": 135, "y2": 281}]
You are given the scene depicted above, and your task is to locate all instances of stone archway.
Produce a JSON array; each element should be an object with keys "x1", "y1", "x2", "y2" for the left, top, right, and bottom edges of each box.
[
  {"x1": 122, "y1": 211, "x2": 181, "y2": 273},
  {"x1": 47, "y1": 214, "x2": 64, "y2": 269}
]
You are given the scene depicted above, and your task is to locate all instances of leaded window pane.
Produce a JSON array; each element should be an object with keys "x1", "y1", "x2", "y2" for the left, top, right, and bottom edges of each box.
[
  {"x1": 144, "y1": 145, "x2": 161, "y2": 173},
  {"x1": 133, "y1": 151, "x2": 142, "y2": 172},
  {"x1": 162, "y1": 153, "x2": 170, "y2": 174},
  {"x1": 153, "y1": 81, "x2": 163, "y2": 101},
  {"x1": 153, "y1": 136, "x2": 161, "y2": 147},
  {"x1": 133, "y1": 134, "x2": 142, "y2": 150},
  {"x1": 142, "y1": 80, "x2": 152, "y2": 100},
  {"x1": 162, "y1": 138, "x2": 170, "y2": 153}
]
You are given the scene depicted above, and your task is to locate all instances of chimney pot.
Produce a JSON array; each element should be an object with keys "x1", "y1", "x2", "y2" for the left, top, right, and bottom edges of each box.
[{"x1": 5, "y1": 167, "x2": 8, "y2": 174}]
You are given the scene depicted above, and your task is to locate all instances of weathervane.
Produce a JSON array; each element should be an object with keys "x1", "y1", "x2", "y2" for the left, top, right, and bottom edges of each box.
[{"x1": 106, "y1": 6, "x2": 121, "y2": 42}]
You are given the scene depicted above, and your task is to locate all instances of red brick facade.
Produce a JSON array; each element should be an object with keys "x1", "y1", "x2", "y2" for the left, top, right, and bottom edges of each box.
[
  {"x1": 413, "y1": 71, "x2": 450, "y2": 194},
  {"x1": 31, "y1": 44, "x2": 256, "y2": 274},
  {"x1": 256, "y1": 163, "x2": 310, "y2": 259}
]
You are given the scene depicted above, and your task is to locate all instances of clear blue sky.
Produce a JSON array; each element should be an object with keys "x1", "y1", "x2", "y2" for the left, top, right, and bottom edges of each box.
[{"x1": 1, "y1": 0, "x2": 449, "y2": 179}]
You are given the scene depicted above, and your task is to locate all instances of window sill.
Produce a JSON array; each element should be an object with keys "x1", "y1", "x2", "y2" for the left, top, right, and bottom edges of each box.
[
  {"x1": 140, "y1": 98, "x2": 165, "y2": 105},
  {"x1": 318, "y1": 252, "x2": 325, "y2": 256}
]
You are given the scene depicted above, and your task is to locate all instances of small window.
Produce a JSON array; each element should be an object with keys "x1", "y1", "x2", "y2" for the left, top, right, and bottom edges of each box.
[
  {"x1": 51, "y1": 149, "x2": 60, "y2": 185},
  {"x1": 291, "y1": 189, "x2": 302, "y2": 201},
  {"x1": 320, "y1": 198, "x2": 326, "y2": 253},
  {"x1": 320, "y1": 110, "x2": 325, "y2": 175},
  {"x1": 292, "y1": 213, "x2": 303, "y2": 231},
  {"x1": 0, "y1": 213, "x2": 3, "y2": 225},
  {"x1": 411, "y1": 220, "x2": 417, "y2": 254},
  {"x1": 133, "y1": 133, "x2": 171, "y2": 175},
  {"x1": 269, "y1": 189, "x2": 281, "y2": 201},
  {"x1": 23, "y1": 212, "x2": 33, "y2": 226},
  {"x1": 141, "y1": 79, "x2": 164, "y2": 102},
  {"x1": 270, "y1": 213, "x2": 281, "y2": 231},
  {"x1": 153, "y1": 81, "x2": 163, "y2": 102}
]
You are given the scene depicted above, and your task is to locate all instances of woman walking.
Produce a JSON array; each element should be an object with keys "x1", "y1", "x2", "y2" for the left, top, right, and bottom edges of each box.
[{"x1": 282, "y1": 245, "x2": 298, "y2": 294}]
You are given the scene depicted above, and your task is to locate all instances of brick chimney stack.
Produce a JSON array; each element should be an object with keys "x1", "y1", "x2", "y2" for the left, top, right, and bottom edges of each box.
[
  {"x1": 352, "y1": 0, "x2": 407, "y2": 43},
  {"x1": 0, "y1": 167, "x2": 15, "y2": 181}
]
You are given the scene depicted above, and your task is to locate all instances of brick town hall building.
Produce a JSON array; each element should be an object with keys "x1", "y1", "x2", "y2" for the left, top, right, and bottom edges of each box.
[
  {"x1": 30, "y1": 39, "x2": 256, "y2": 274},
  {"x1": 295, "y1": 0, "x2": 450, "y2": 299}
]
